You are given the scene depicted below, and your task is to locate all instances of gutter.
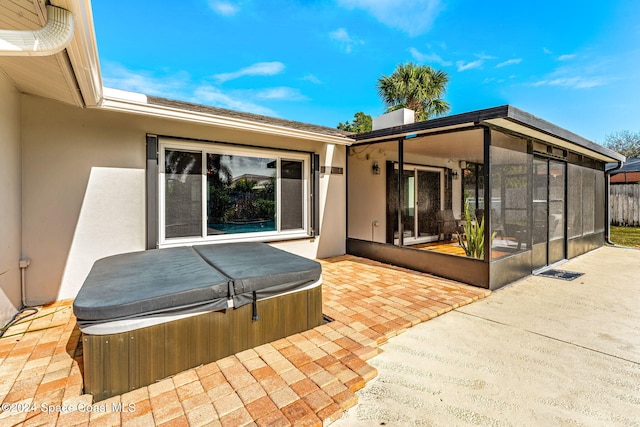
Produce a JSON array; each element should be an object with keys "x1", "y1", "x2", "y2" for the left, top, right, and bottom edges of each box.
[
  {"x1": 605, "y1": 160, "x2": 624, "y2": 245},
  {"x1": 0, "y1": 5, "x2": 74, "y2": 56}
]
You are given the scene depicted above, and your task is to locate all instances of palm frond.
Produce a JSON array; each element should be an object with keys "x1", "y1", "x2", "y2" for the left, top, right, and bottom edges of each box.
[{"x1": 377, "y1": 62, "x2": 450, "y2": 121}]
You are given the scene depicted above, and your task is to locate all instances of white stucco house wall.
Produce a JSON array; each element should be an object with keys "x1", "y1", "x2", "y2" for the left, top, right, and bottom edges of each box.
[{"x1": 0, "y1": 0, "x2": 353, "y2": 327}]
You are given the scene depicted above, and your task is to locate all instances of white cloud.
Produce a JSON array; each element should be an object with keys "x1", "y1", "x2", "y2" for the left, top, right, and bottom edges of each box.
[
  {"x1": 496, "y1": 58, "x2": 522, "y2": 68},
  {"x1": 409, "y1": 47, "x2": 452, "y2": 66},
  {"x1": 456, "y1": 59, "x2": 483, "y2": 72},
  {"x1": 336, "y1": 0, "x2": 443, "y2": 37},
  {"x1": 255, "y1": 87, "x2": 307, "y2": 101},
  {"x1": 213, "y1": 62, "x2": 285, "y2": 83},
  {"x1": 329, "y1": 28, "x2": 364, "y2": 53},
  {"x1": 101, "y1": 63, "x2": 190, "y2": 98},
  {"x1": 101, "y1": 63, "x2": 308, "y2": 117},
  {"x1": 209, "y1": 1, "x2": 240, "y2": 16},
  {"x1": 532, "y1": 55, "x2": 612, "y2": 89},
  {"x1": 484, "y1": 77, "x2": 507, "y2": 84},
  {"x1": 194, "y1": 85, "x2": 277, "y2": 116},
  {"x1": 532, "y1": 76, "x2": 609, "y2": 89},
  {"x1": 543, "y1": 47, "x2": 553, "y2": 54},
  {"x1": 301, "y1": 74, "x2": 322, "y2": 84},
  {"x1": 558, "y1": 54, "x2": 577, "y2": 61},
  {"x1": 476, "y1": 53, "x2": 497, "y2": 60}
]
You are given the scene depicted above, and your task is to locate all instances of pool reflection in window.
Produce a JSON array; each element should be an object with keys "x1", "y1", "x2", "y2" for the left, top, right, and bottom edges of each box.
[{"x1": 207, "y1": 154, "x2": 277, "y2": 235}]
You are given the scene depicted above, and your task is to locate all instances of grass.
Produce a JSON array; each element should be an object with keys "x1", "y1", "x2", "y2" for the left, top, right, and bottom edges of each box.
[{"x1": 610, "y1": 226, "x2": 640, "y2": 248}]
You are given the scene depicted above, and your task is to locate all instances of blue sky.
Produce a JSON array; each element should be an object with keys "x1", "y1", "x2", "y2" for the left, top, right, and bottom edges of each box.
[{"x1": 93, "y1": 0, "x2": 639, "y2": 143}]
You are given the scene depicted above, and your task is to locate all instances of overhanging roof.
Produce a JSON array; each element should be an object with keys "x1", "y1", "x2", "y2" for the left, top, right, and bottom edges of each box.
[
  {"x1": 101, "y1": 89, "x2": 354, "y2": 145},
  {"x1": 356, "y1": 105, "x2": 625, "y2": 163},
  {"x1": 0, "y1": 0, "x2": 351, "y2": 145},
  {"x1": 0, "y1": 0, "x2": 103, "y2": 107}
]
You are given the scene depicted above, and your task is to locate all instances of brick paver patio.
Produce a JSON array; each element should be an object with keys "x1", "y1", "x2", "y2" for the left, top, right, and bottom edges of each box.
[{"x1": 0, "y1": 255, "x2": 490, "y2": 426}]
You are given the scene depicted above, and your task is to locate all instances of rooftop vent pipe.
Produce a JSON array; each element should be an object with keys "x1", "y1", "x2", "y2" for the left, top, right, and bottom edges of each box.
[{"x1": 0, "y1": 5, "x2": 74, "y2": 56}]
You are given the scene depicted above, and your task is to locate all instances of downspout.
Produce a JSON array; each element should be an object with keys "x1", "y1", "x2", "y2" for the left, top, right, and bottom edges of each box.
[
  {"x1": 0, "y1": 5, "x2": 74, "y2": 56},
  {"x1": 605, "y1": 161, "x2": 624, "y2": 245}
]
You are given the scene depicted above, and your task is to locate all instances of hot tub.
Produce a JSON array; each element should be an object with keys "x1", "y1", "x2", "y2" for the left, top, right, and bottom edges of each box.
[{"x1": 73, "y1": 243, "x2": 322, "y2": 401}]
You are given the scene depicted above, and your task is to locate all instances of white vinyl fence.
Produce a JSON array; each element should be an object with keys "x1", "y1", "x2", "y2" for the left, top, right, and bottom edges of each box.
[{"x1": 610, "y1": 184, "x2": 640, "y2": 226}]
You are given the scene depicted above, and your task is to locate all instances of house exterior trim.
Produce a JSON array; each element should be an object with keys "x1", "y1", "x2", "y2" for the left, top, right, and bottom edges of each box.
[{"x1": 101, "y1": 96, "x2": 354, "y2": 146}]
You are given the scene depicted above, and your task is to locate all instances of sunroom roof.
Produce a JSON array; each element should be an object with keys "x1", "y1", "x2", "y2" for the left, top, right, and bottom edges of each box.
[{"x1": 355, "y1": 105, "x2": 625, "y2": 163}]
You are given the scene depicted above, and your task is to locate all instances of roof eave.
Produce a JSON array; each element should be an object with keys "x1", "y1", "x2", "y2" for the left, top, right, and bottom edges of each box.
[
  {"x1": 355, "y1": 104, "x2": 624, "y2": 163},
  {"x1": 100, "y1": 95, "x2": 355, "y2": 145},
  {"x1": 501, "y1": 105, "x2": 625, "y2": 163},
  {"x1": 57, "y1": 0, "x2": 103, "y2": 107},
  {"x1": 354, "y1": 105, "x2": 509, "y2": 143}
]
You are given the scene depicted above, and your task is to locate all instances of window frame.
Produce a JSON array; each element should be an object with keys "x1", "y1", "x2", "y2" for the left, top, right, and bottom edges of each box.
[{"x1": 158, "y1": 138, "x2": 311, "y2": 247}]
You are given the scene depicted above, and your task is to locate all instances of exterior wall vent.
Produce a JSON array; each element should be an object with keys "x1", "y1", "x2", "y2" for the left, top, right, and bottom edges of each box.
[{"x1": 372, "y1": 108, "x2": 415, "y2": 131}]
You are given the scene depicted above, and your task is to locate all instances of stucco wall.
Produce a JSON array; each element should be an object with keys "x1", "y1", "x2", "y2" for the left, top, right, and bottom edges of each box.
[
  {"x1": 347, "y1": 150, "x2": 387, "y2": 242},
  {"x1": 21, "y1": 95, "x2": 346, "y2": 304},
  {"x1": 0, "y1": 73, "x2": 22, "y2": 325},
  {"x1": 348, "y1": 148, "x2": 462, "y2": 242}
]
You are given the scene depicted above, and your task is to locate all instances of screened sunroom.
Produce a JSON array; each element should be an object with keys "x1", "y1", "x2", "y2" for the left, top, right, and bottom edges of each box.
[{"x1": 346, "y1": 106, "x2": 625, "y2": 290}]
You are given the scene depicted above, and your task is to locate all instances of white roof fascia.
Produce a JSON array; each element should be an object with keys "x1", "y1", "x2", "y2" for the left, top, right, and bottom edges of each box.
[
  {"x1": 356, "y1": 123, "x2": 475, "y2": 144},
  {"x1": 483, "y1": 118, "x2": 618, "y2": 163},
  {"x1": 54, "y1": 0, "x2": 103, "y2": 107},
  {"x1": 100, "y1": 95, "x2": 354, "y2": 146}
]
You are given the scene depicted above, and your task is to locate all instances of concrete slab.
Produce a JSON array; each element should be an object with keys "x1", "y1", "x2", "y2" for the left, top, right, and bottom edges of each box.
[{"x1": 335, "y1": 246, "x2": 640, "y2": 426}]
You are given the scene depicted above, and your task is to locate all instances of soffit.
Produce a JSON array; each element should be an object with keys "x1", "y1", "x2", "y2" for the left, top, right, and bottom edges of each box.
[
  {"x1": 0, "y1": 0, "x2": 94, "y2": 107},
  {"x1": 0, "y1": 0, "x2": 47, "y2": 30},
  {"x1": 404, "y1": 129, "x2": 484, "y2": 164},
  {"x1": 353, "y1": 129, "x2": 484, "y2": 164}
]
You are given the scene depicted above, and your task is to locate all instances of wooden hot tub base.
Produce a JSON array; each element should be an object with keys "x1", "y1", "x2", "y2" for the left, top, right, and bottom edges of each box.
[{"x1": 82, "y1": 285, "x2": 322, "y2": 401}]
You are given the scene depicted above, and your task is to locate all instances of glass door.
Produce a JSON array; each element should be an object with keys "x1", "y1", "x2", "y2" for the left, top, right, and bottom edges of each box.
[
  {"x1": 417, "y1": 170, "x2": 441, "y2": 238},
  {"x1": 532, "y1": 158, "x2": 548, "y2": 270},
  {"x1": 402, "y1": 170, "x2": 416, "y2": 240},
  {"x1": 548, "y1": 160, "x2": 566, "y2": 265},
  {"x1": 532, "y1": 157, "x2": 566, "y2": 271},
  {"x1": 392, "y1": 166, "x2": 443, "y2": 245}
]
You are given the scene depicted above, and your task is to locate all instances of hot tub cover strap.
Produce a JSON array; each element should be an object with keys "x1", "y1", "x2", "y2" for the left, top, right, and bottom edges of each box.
[
  {"x1": 252, "y1": 291, "x2": 258, "y2": 321},
  {"x1": 73, "y1": 242, "x2": 321, "y2": 323}
]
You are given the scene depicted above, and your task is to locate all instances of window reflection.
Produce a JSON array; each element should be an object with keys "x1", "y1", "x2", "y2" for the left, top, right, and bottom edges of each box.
[
  {"x1": 207, "y1": 154, "x2": 276, "y2": 235},
  {"x1": 165, "y1": 150, "x2": 202, "y2": 238},
  {"x1": 281, "y1": 160, "x2": 304, "y2": 230},
  {"x1": 462, "y1": 163, "x2": 484, "y2": 213}
]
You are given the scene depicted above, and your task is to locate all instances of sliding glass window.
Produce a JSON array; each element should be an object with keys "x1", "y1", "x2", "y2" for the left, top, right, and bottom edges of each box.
[
  {"x1": 160, "y1": 140, "x2": 309, "y2": 245},
  {"x1": 206, "y1": 153, "x2": 277, "y2": 235},
  {"x1": 165, "y1": 150, "x2": 203, "y2": 239}
]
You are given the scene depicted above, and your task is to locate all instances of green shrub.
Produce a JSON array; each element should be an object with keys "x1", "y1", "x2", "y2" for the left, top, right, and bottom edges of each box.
[{"x1": 457, "y1": 199, "x2": 496, "y2": 259}]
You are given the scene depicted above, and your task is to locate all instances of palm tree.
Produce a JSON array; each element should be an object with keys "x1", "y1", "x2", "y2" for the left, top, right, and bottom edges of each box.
[{"x1": 377, "y1": 63, "x2": 450, "y2": 121}]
